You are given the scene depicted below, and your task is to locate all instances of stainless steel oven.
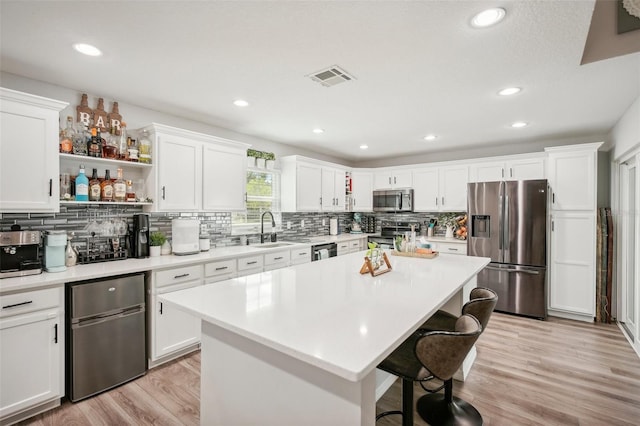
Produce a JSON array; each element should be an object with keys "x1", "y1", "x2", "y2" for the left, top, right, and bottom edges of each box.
[
  {"x1": 311, "y1": 242, "x2": 337, "y2": 261},
  {"x1": 368, "y1": 221, "x2": 421, "y2": 250}
]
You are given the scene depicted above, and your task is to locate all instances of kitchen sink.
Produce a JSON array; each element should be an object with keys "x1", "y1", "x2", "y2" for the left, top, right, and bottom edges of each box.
[{"x1": 254, "y1": 242, "x2": 295, "y2": 249}]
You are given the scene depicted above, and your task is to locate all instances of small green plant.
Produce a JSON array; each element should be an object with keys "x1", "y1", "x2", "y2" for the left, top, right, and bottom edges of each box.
[
  {"x1": 439, "y1": 213, "x2": 459, "y2": 229},
  {"x1": 247, "y1": 149, "x2": 261, "y2": 158},
  {"x1": 150, "y1": 231, "x2": 166, "y2": 247},
  {"x1": 264, "y1": 152, "x2": 275, "y2": 161}
]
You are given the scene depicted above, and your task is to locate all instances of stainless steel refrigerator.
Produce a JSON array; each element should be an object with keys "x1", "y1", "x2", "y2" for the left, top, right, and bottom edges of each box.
[{"x1": 467, "y1": 179, "x2": 548, "y2": 319}]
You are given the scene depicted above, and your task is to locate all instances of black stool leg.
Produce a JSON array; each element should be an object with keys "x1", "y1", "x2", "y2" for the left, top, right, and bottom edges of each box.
[
  {"x1": 401, "y1": 378, "x2": 413, "y2": 426},
  {"x1": 416, "y1": 379, "x2": 483, "y2": 426},
  {"x1": 375, "y1": 378, "x2": 413, "y2": 425}
]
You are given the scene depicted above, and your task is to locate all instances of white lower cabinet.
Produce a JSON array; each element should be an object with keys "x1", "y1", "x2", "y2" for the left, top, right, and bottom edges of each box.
[
  {"x1": 548, "y1": 212, "x2": 596, "y2": 318},
  {"x1": 291, "y1": 246, "x2": 312, "y2": 265},
  {"x1": 0, "y1": 287, "x2": 64, "y2": 424},
  {"x1": 264, "y1": 250, "x2": 291, "y2": 271},
  {"x1": 424, "y1": 239, "x2": 467, "y2": 255},
  {"x1": 149, "y1": 265, "x2": 203, "y2": 367},
  {"x1": 204, "y1": 259, "x2": 237, "y2": 284},
  {"x1": 237, "y1": 255, "x2": 264, "y2": 277}
]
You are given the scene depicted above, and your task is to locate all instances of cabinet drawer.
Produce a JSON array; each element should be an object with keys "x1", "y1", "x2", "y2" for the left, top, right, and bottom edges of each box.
[
  {"x1": 337, "y1": 242, "x2": 350, "y2": 255},
  {"x1": 290, "y1": 246, "x2": 311, "y2": 264},
  {"x1": 238, "y1": 255, "x2": 264, "y2": 271},
  {"x1": 437, "y1": 242, "x2": 467, "y2": 255},
  {"x1": 349, "y1": 240, "x2": 362, "y2": 250},
  {"x1": 264, "y1": 250, "x2": 290, "y2": 266},
  {"x1": 205, "y1": 259, "x2": 236, "y2": 278},
  {"x1": 155, "y1": 265, "x2": 203, "y2": 288},
  {"x1": 0, "y1": 287, "x2": 61, "y2": 318}
]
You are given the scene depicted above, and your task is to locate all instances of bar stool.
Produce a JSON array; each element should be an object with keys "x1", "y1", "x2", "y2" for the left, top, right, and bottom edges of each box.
[
  {"x1": 420, "y1": 287, "x2": 498, "y2": 333},
  {"x1": 376, "y1": 315, "x2": 482, "y2": 426}
]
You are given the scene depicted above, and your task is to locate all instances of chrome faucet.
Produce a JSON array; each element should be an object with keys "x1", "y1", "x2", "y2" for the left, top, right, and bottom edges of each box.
[{"x1": 260, "y1": 211, "x2": 277, "y2": 243}]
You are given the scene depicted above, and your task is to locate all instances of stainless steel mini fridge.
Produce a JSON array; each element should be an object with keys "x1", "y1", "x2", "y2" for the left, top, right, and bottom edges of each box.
[
  {"x1": 467, "y1": 179, "x2": 548, "y2": 319},
  {"x1": 67, "y1": 273, "x2": 147, "y2": 401}
]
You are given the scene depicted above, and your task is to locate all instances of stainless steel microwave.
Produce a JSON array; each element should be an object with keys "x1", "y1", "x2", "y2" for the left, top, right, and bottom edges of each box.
[{"x1": 372, "y1": 188, "x2": 414, "y2": 212}]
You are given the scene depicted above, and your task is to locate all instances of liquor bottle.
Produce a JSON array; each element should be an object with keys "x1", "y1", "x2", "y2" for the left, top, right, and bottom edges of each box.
[
  {"x1": 113, "y1": 168, "x2": 126, "y2": 202},
  {"x1": 72, "y1": 121, "x2": 88, "y2": 156},
  {"x1": 87, "y1": 127, "x2": 102, "y2": 157},
  {"x1": 102, "y1": 126, "x2": 119, "y2": 159},
  {"x1": 127, "y1": 137, "x2": 139, "y2": 162},
  {"x1": 125, "y1": 180, "x2": 136, "y2": 202},
  {"x1": 59, "y1": 116, "x2": 74, "y2": 154},
  {"x1": 100, "y1": 169, "x2": 114, "y2": 202},
  {"x1": 138, "y1": 129, "x2": 152, "y2": 164},
  {"x1": 118, "y1": 121, "x2": 129, "y2": 160},
  {"x1": 89, "y1": 168, "x2": 101, "y2": 202},
  {"x1": 75, "y1": 165, "x2": 89, "y2": 202},
  {"x1": 93, "y1": 97, "x2": 108, "y2": 132},
  {"x1": 76, "y1": 93, "x2": 92, "y2": 127},
  {"x1": 108, "y1": 101, "x2": 122, "y2": 134}
]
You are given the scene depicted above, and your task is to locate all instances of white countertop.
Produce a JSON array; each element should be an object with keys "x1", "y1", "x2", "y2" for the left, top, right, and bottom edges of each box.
[
  {"x1": 0, "y1": 242, "x2": 311, "y2": 294},
  {"x1": 161, "y1": 251, "x2": 490, "y2": 382}
]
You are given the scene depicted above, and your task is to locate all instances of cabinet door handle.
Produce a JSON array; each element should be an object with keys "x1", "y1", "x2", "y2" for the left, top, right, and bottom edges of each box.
[
  {"x1": 501, "y1": 168, "x2": 504, "y2": 178},
  {"x1": 215, "y1": 266, "x2": 228, "y2": 271},
  {"x1": 247, "y1": 261, "x2": 258, "y2": 265},
  {"x1": 552, "y1": 220, "x2": 554, "y2": 232},
  {"x1": 174, "y1": 273, "x2": 190, "y2": 279},
  {"x1": 2, "y1": 300, "x2": 33, "y2": 309},
  {"x1": 552, "y1": 193, "x2": 555, "y2": 204},
  {"x1": 510, "y1": 168, "x2": 513, "y2": 178},
  {"x1": 299, "y1": 252, "x2": 308, "y2": 256},
  {"x1": 447, "y1": 247, "x2": 459, "y2": 251},
  {"x1": 442, "y1": 197, "x2": 445, "y2": 205},
  {"x1": 49, "y1": 178, "x2": 53, "y2": 197},
  {"x1": 54, "y1": 323, "x2": 58, "y2": 344},
  {"x1": 319, "y1": 197, "x2": 322, "y2": 206},
  {"x1": 394, "y1": 176, "x2": 397, "y2": 184},
  {"x1": 388, "y1": 177, "x2": 392, "y2": 184},
  {"x1": 435, "y1": 197, "x2": 438, "y2": 206},
  {"x1": 159, "y1": 302, "x2": 163, "y2": 315},
  {"x1": 274, "y1": 256, "x2": 283, "y2": 260},
  {"x1": 162, "y1": 186, "x2": 166, "y2": 200},
  {"x1": 244, "y1": 192, "x2": 248, "y2": 203}
]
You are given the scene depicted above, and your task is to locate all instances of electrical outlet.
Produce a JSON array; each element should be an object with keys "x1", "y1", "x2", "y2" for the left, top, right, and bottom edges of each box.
[
  {"x1": 301, "y1": 220, "x2": 305, "y2": 228},
  {"x1": 287, "y1": 221, "x2": 292, "y2": 230}
]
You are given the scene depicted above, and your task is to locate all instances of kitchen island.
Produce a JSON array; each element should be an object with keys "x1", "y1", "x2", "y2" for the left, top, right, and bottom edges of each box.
[{"x1": 161, "y1": 250, "x2": 490, "y2": 425}]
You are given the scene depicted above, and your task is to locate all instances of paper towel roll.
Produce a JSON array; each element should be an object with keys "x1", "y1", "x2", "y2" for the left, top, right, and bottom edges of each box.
[
  {"x1": 329, "y1": 218, "x2": 338, "y2": 235},
  {"x1": 318, "y1": 249, "x2": 329, "y2": 260}
]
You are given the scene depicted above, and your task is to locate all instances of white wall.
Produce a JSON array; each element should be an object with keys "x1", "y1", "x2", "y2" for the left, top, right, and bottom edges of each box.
[
  {"x1": 611, "y1": 95, "x2": 640, "y2": 161},
  {"x1": 0, "y1": 72, "x2": 347, "y2": 166}
]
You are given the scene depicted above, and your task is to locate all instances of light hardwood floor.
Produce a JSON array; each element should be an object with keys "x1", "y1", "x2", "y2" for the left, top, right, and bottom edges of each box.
[{"x1": 19, "y1": 313, "x2": 640, "y2": 426}]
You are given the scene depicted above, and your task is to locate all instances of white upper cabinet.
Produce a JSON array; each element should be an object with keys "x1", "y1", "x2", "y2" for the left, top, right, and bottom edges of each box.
[
  {"x1": 156, "y1": 133, "x2": 202, "y2": 211},
  {"x1": 373, "y1": 169, "x2": 412, "y2": 189},
  {"x1": 546, "y1": 143, "x2": 601, "y2": 211},
  {"x1": 470, "y1": 156, "x2": 545, "y2": 182},
  {"x1": 202, "y1": 141, "x2": 247, "y2": 211},
  {"x1": 0, "y1": 88, "x2": 67, "y2": 212},
  {"x1": 351, "y1": 171, "x2": 373, "y2": 211},
  {"x1": 321, "y1": 167, "x2": 347, "y2": 212},
  {"x1": 281, "y1": 156, "x2": 347, "y2": 212},
  {"x1": 413, "y1": 165, "x2": 468, "y2": 212},
  {"x1": 144, "y1": 123, "x2": 249, "y2": 212}
]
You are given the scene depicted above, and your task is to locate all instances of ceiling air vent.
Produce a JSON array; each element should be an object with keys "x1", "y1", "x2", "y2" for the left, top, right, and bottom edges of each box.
[{"x1": 308, "y1": 65, "x2": 355, "y2": 87}]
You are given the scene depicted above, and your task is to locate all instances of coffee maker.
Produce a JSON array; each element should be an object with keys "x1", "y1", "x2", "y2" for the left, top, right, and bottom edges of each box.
[{"x1": 131, "y1": 213, "x2": 150, "y2": 258}]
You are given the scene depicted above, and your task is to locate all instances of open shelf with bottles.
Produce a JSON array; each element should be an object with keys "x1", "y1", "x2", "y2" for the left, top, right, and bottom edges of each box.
[{"x1": 59, "y1": 153, "x2": 153, "y2": 206}]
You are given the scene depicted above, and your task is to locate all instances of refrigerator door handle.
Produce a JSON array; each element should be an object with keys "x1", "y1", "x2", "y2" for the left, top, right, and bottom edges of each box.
[
  {"x1": 504, "y1": 195, "x2": 510, "y2": 263},
  {"x1": 485, "y1": 265, "x2": 540, "y2": 275},
  {"x1": 498, "y1": 194, "x2": 504, "y2": 254}
]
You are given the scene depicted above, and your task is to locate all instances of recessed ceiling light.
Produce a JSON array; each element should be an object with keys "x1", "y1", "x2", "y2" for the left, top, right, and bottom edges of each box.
[
  {"x1": 423, "y1": 134, "x2": 437, "y2": 141},
  {"x1": 233, "y1": 99, "x2": 249, "y2": 107},
  {"x1": 360, "y1": 144, "x2": 368, "y2": 150},
  {"x1": 498, "y1": 87, "x2": 522, "y2": 96},
  {"x1": 471, "y1": 7, "x2": 506, "y2": 28},
  {"x1": 73, "y1": 43, "x2": 102, "y2": 57},
  {"x1": 511, "y1": 121, "x2": 528, "y2": 128},
  {"x1": 312, "y1": 128, "x2": 324, "y2": 134}
]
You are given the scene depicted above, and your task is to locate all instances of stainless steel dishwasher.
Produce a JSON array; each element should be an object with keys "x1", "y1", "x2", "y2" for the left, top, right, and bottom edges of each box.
[{"x1": 67, "y1": 273, "x2": 146, "y2": 402}]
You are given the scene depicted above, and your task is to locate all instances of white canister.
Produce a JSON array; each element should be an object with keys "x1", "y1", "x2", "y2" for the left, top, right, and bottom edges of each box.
[{"x1": 199, "y1": 236, "x2": 210, "y2": 252}]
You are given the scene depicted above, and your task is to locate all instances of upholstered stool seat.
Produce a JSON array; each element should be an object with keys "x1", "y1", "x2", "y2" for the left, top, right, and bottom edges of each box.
[
  {"x1": 377, "y1": 315, "x2": 482, "y2": 426},
  {"x1": 421, "y1": 287, "x2": 498, "y2": 332}
]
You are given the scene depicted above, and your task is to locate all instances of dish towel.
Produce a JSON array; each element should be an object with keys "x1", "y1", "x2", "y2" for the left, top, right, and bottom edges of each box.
[{"x1": 318, "y1": 249, "x2": 329, "y2": 260}]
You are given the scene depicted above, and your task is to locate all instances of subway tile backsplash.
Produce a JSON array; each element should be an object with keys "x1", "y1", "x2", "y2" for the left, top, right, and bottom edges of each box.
[{"x1": 1, "y1": 207, "x2": 465, "y2": 247}]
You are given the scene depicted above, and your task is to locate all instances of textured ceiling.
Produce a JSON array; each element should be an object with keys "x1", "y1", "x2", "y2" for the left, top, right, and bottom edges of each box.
[{"x1": 1, "y1": 1, "x2": 639, "y2": 162}]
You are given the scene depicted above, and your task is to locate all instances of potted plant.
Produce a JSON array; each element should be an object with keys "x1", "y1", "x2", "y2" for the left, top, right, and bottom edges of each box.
[
  {"x1": 149, "y1": 231, "x2": 166, "y2": 257},
  {"x1": 264, "y1": 152, "x2": 276, "y2": 169},
  {"x1": 438, "y1": 213, "x2": 459, "y2": 238},
  {"x1": 247, "y1": 149, "x2": 260, "y2": 168},
  {"x1": 255, "y1": 151, "x2": 267, "y2": 168}
]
